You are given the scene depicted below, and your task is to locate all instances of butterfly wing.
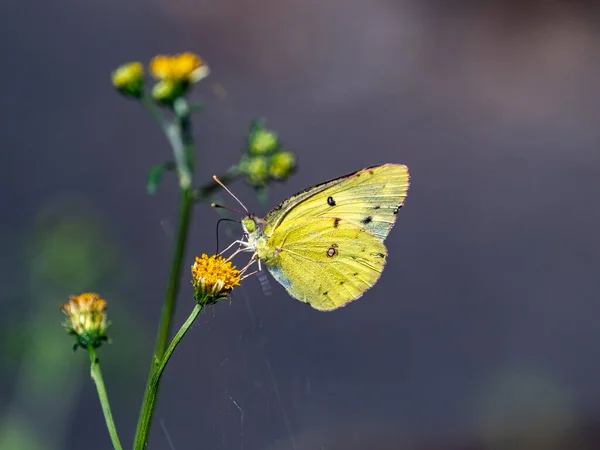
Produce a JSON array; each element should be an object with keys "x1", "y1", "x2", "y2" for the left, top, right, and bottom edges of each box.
[
  {"x1": 263, "y1": 164, "x2": 410, "y2": 242},
  {"x1": 262, "y1": 217, "x2": 388, "y2": 311}
]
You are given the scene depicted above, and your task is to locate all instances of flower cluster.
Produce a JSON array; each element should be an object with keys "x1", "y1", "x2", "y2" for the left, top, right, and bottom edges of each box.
[
  {"x1": 60, "y1": 293, "x2": 110, "y2": 350},
  {"x1": 111, "y1": 52, "x2": 209, "y2": 105},
  {"x1": 191, "y1": 254, "x2": 241, "y2": 304},
  {"x1": 240, "y1": 121, "x2": 297, "y2": 187}
]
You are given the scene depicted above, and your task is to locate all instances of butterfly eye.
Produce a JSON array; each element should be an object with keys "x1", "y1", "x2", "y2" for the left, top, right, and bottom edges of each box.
[{"x1": 242, "y1": 218, "x2": 256, "y2": 233}]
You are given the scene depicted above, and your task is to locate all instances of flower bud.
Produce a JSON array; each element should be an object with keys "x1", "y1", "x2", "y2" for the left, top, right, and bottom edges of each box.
[
  {"x1": 111, "y1": 62, "x2": 144, "y2": 98},
  {"x1": 152, "y1": 79, "x2": 184, "y2": 105},
  {"x1": 248, "y1": 128, "x2": 278, "y2": 155},
  {"x1": 60, "y1": 293, "x2": 110, "y2": 350},
  {"x1": 244, "y1": 156, "x2": 270, "y2": 186},
  {"x1": 269, "y1": 151, "x2": 297, "y2": 180}
]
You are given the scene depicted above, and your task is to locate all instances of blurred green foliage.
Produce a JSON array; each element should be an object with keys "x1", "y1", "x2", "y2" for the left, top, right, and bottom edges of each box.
[{"x1": 0, "y1": 196, "x2": 145, "y2": 450}]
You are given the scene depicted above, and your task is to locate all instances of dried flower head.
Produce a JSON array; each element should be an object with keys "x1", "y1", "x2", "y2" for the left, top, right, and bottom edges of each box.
[
  {"x1": 191, "y1": 254, "x2": 241, "y2": 303},
  {"x1": 60, "y1": 293, "x2": 110, "y2": 349},
  {"x1": 150, "y1": 53, "x2": 209, "y2": 84}
]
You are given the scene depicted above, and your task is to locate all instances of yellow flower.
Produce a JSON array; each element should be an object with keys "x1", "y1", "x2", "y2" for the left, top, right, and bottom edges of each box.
[
  {"x1": 150, "y1": 53, "x2": 210, "y2": 84},
  {"x1": 191, "y1": 254, "x2": 241, "y2": 303},
  {"x1": 60, "y1": 293, "x2": 110, "y2": 349},
  {"x1": 269, "y1": 151, "x2": 297, "y2": 180},
  {"x1": 111, "y1": 62, "x2": 144, "y2": 98}
]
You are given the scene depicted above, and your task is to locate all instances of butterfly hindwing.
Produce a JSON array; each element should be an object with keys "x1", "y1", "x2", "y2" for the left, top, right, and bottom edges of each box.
[
  {"x1": 262, "y1": 217, "x2": 387, "y2": 310},
  {"x1": 263, "y1": 164, "x2": 410, "y2": 242}
]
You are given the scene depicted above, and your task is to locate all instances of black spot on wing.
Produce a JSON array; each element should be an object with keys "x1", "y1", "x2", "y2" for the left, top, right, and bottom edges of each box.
[
  {"x1": 327, "y1": 196, "x2": 336, "y2": 206},
  {"x1": 333, "y1": 217, "x2": 341, "y2": 228},
  {"x1": 323, "y1": 291, "x2": 328, "y2": 295},
  {"x1": 373, "y1": 205, "x2": 380, "y2": 210},
  {"x1": 265, "y1": 166, "x2": 382, "y2": 217},
  {"x1": 361, "y1": 216, "x2": 373, "y2": 224}
]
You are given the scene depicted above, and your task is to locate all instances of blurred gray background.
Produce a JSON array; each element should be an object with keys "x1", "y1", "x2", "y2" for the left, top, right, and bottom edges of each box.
[{"x1": 1, "y1": 0, "x2": 600, "y2": 449}]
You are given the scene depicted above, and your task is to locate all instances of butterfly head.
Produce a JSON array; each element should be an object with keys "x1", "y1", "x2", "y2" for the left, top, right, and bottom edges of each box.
[{"x1": 241, "y1": 214, "x2": 265, "y2": 243}]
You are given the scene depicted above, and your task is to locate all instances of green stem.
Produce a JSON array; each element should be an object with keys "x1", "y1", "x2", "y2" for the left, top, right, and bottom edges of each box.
[
  {"x1": 155, "y1": 187, "x2": 193, "y2": 360},
  {"x1": 179, "y1": 109, "x2": 195, "y2": 173},
  {"x1": 134, "y1": 95, "x2": 197, "y2": 450},
  {"x1": 88, "y1": 346, "x2": 124, "y2": 450},
  {"x1": 133, "y1": 186, "x2": 192, "y2": 449},
  {"x1": 140, "y1": 95, "x2": 165, "y2": 129},
  {"x1": 141, "y1": 95, "x2": 192, "y2": 189},
  {"x1": 133, "y1": 303, "x2": 203, "y2": 450}
]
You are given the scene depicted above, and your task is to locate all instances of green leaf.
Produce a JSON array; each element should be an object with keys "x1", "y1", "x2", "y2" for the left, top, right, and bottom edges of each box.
[{"x1": 147, "y1": 162, "x2": 176, "y2": 195}]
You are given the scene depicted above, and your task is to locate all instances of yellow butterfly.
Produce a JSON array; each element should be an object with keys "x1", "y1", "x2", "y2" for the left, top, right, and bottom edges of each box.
[{"x1": 217, "y1": 164, "x2": 410, "y2": 311}]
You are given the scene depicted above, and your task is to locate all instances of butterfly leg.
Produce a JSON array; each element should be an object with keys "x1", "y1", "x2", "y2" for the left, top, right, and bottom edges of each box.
[
  {"x1": 219, "y1": 238, "x2": 249, "y2": 256},
  {"x1": 240, "y1": 252, "x2": 260, "y2": 279},
  {"x1": 225, "y1": 241, "x2": 253, "y2": 262}
]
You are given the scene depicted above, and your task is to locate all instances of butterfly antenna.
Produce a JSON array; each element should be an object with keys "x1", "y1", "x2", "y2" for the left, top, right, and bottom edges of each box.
[
  {"x1": 214, "y1": 217, "x2": 240, "y2": 254},
  {"x1": 211, "y1": 203, "x2": 246, "y2": 215},
  {"x1": 213, "y1": 175, "x2": 249, "y2": 213}
]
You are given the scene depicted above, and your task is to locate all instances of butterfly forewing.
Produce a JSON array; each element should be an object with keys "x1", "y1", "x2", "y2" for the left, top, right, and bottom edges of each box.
[{"x1": 263, "y1": 164, "x2": 409, "y2": 242}]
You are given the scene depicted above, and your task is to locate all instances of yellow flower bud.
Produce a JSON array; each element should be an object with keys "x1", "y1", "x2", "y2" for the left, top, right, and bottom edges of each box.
[
  {"x1": 151, "y1": 79, "x2": 184, "y2": 105},
  {"x1": 60, "y1": 293, "x2": 110, "y2": 349},
  {"x1": 111, "y1": 62, "x2": 144, "y2": 98},
  {"x1": 191, "y1": 254, "x2": 241, "y2": 303},
  {"x1": 244, "y1": 156, "x2": 270, "y2": 186},
  {"x1": 269, "y1": 151, "x2": 297, "y2": 180}
]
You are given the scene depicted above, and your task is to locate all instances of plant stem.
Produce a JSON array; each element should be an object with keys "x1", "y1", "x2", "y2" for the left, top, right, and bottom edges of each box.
[
  {"x1": 133, "y1": 303, "x2": 203, "y2": 450},
  {"x1": 141, "y1": 95, "x2": 192, "y2": 189},
  {"x1": 88, "y1": 346, "x2": 124, "y2": 450},
  {"x1": 133, "y1": 186, "x2": 193, "y2": 449},
  {"x1": 155, "y1": 187, "x2": 193, "y2": 361},
  {"x1": 180, "y1": 113, "x2": 195, "y2": 173},
  {"x1": 134, "y1": 95, "x2": 197, "y2": 450}
]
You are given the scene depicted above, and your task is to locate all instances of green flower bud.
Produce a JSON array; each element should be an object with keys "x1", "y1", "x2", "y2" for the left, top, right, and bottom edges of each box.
[
  {"x1": 151, "y1": 79, "x2": 184, "y2": 105},
  {"x1": 245, "y1": 156, "x2": 269, "y2": 186},
  {"x1": 248, "y1": 128, "x2": 278, "y2": 155},
  {"x1": 269, "y1": 151, "x2": 297, "y2": 180},
  {"x1": 111, "y1": 62, "x2": 144, "y2": 98}
]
